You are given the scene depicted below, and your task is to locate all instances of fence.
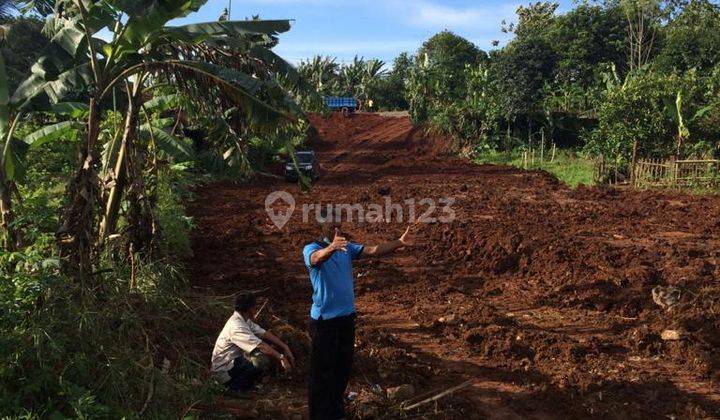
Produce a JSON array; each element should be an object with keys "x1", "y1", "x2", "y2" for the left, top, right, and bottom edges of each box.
[
  {"x1": 594, "y1": 154, "x2": 619, "y2": 185},
  {"x1": 633, "y1": 159, "x2": 720, "y2": 188},
  {"x1": 594, "y1": 156, "x2": 720, "y2": 188}
]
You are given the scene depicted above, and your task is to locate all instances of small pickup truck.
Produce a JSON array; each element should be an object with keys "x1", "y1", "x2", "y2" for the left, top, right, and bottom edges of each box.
[{"x1": 324, "y1": 96, "x2": 357, "y2": 116}]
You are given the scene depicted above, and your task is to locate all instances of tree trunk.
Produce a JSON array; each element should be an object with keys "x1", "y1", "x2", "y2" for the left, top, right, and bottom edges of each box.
[
  {"x1": 125, "y1": 130, "x2": 155, "y2": 258},
  {"x1": 505, "y1": 119, "x2": 511, "y2": 152},
  {"x1": 0, "y1": 114, "x2": 21, "y2": 251},
  {"x1": 676, "y1": 135, "x2": 685, "y2": 160},
  {"x1": 98, "y1": 89, "x2": 140, "y2": 243},
  {"x1": 57, "y1": 97, "x2": 102, "y2": 278},
  {"x1": 0, "y1": 175, "x2": 15, "y2": 251}
]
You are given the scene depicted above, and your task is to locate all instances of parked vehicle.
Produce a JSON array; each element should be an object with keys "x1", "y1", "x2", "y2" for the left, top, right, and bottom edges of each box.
[
  {"x1": 285, "y1": 151, "x2": 319, "y2": 182},
  {"x1": 324, "y1": 96, "x2": 357, "y2": 116}
]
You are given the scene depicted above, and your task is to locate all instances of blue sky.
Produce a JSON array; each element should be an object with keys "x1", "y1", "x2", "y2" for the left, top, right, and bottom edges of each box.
[{"x1": 173, "y1": 0, "x2": 577, "y2": 65}]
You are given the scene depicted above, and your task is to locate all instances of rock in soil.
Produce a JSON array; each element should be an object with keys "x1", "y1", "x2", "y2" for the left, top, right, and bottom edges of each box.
[
  {"x1": 386, "y1": 384, "x2": 415, "y2": 402},
  {"x1": 661, "y1": 329, "x2": 684, "y2": 341}
]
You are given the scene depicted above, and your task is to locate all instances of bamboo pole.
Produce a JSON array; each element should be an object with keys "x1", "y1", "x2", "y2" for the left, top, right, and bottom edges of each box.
[{"x1": 630, "y1": 139, "x2": 638, "y2": 184}]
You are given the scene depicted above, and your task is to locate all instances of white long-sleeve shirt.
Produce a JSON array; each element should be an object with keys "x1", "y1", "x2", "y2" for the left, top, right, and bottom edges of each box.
[{"x1": 211, "y1": 312, "x2": 266, "y2": 383}]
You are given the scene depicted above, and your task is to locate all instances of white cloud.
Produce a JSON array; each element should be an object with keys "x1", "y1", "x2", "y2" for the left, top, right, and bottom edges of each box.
[
  {"x1": 415, "y1": 3, "x2": 484, "y2": 26},
  {"x1": 394, "y1": 0, "x2": 519, "y2": 29},
  {"x1": 236, "y1": 0, "x2": 339, "y2": 4},
  {"x1": 275, "y1": 39, "x2": 423, "y2": 64}
]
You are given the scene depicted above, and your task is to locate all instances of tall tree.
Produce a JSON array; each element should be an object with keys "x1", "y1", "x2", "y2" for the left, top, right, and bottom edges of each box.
[
  {"x1": 655, "y1": 0, "x2": 720, "y2": 72},
  {"x1": 380, "y1": 52, "x2": 412, "y2": 110},
  {"x1": 621, "y1": 0, "x2": 662, "y2": 71},
  {"x1": 417, "y1": 31, "x2": 485, "y2": 99},
  {"x1": 550, "y1": 3, "x2": 628, "y2": 85}
]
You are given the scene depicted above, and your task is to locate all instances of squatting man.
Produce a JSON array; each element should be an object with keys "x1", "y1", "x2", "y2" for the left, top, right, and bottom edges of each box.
[{"x1": 211, "y1": 292, "x2": 295, "y2": 394}]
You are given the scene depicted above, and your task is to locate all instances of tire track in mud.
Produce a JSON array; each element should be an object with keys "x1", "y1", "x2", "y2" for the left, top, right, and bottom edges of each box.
[{"x1": 189, "y1": 112, "x2": 720, "y2": 418}]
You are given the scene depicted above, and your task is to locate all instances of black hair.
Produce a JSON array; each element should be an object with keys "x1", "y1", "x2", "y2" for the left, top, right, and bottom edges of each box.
[{"x1": 235, "y1": 292, "x2": 257, "y2": 313}]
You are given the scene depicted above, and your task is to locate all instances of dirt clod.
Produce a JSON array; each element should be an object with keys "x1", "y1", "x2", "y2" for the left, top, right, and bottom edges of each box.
[
  {"x1": 661, "y1": 329, "x2": 684, "y2": 341},
  {"x1": 386, "y1": 384, "x2": 415, "y2": 402}
]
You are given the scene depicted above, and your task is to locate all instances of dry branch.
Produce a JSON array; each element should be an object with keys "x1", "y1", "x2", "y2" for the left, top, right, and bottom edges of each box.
[{"x1": 401, "y1": 379, "x2": 475, "y2": 411}]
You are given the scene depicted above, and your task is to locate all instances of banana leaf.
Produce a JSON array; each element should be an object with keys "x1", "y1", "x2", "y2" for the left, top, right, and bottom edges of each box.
[
  {"x1": 138, "y1": 125, "x2": 194, "y2": 161},
  {"x1": 118, "y1": 0, "x2": 207, "y2": 46},
  {"x1": 144, "y1": 94, "x2": 179, "y2": 114},
  {"x1": 3, "y1": 138, "x2": 28, "y2": 182},
  {"x1": 51, "y1": 102, "x2": 89, "y2": 118},
  {"x1": 11, "y1": 63, "x2": 94, "y2": 110},
  {"x1": 24, "y1": 120, "x2": 83, "y2": 147},
  {"x1": 164, "y1": 19, "x2": 291, "y2": 41}
]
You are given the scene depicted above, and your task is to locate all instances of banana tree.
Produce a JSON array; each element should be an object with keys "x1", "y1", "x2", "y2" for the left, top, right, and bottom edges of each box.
[
  {"x1": 298, "y1": 55, "x2": 339, "y2": 94},
  {"x1": 360, "y1": 58, "x2": 386, "y2": 108},
  {"x1": 296, "y1": 55, "x2": 336, "y2": 111},
  {"x1": 13, "y1": 0, "x2": 302, "y2": 275},
  {"x1": 664, "y1": 90, "x2": 712, "y2": 158},
  {"x1": 0, "y1": 54, "x2": 21, "y2": 249}
]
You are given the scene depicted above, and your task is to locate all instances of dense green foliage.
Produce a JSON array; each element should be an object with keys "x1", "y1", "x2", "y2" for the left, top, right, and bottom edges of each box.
[
  {"x1": 0, "y1": 161, "x2": 211, "y2": 418},
  {"x1": 0, "y1": 17, "x2": 48, "y2": 93},
  {"x1": 409, "y1": 0, "x2": 720, "y2": 174},
  {"x1": 297, "y1": 54, "x2": 412, "y2": 111},
  {"x1": 0, "y1": 0, "x2": 310, "y2": 416}
]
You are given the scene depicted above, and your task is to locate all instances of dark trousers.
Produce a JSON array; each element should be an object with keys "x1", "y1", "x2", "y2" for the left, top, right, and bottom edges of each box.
[
  {"x1": 224, "y1": 350, "x2": 268, "y2": 391},
  {"x1": 308, "y1": 314, "x2": 356, "y2": 420}
]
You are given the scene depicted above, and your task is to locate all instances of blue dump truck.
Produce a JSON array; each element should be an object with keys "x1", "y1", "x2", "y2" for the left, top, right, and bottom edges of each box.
[{"x1": 324, "y1": 96, "x2": 357, "y2": 116}]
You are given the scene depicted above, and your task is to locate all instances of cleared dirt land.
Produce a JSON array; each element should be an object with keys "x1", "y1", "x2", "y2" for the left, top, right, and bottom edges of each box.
[{"x1": 188, "y1": 113, "x2": 720, "y2": 418}]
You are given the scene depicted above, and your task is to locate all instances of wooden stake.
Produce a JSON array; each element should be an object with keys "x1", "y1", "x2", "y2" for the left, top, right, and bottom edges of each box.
[
  {"x1": 255, "y1": 298, "x2": 269, "y2": 319},
  {"x1": 630, "y1": 139, "x2": 638, "y2": 184}
]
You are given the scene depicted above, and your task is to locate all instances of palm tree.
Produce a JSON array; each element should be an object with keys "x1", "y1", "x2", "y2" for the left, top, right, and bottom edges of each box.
[{"x1": 299, "y1": 55, "x2": 339, "y2": 94}]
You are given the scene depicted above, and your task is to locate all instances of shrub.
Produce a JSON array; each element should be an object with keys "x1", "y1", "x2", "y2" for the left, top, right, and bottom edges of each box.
[{"x1": 585, "y1": 71, "x2": 676, "y2": 168}]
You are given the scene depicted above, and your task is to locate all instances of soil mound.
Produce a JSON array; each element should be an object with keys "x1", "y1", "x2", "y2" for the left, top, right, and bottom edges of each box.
[{"x1": 189, "y1": 112, "x2": 720, "y2": 418}]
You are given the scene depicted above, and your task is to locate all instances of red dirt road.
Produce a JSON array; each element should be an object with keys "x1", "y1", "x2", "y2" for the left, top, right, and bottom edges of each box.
[{"x1": 188, "y1": 113, "x2": 720, "y2": 418}]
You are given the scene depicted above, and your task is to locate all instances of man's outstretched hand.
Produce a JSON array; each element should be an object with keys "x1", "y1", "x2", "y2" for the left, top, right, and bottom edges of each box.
[
  {"x1": 310, "y1": 228, "x2": 348, "y2": 266},
  {"x1": 399, "y1": 225, "x2": 415, "y2": 247},
  {"x1": 330, "y1": 228, "x2": 348, "y2": 252}
]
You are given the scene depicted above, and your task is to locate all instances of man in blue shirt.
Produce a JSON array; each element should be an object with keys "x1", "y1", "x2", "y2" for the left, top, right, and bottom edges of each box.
[{"x1": 303, "y1": 210, "x2": 415, "y2": 419}]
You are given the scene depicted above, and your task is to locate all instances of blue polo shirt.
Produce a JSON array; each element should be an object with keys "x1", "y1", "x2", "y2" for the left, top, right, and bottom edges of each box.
[{"x1": 303, "y1": 241, "x2": 364, "y2": 320}]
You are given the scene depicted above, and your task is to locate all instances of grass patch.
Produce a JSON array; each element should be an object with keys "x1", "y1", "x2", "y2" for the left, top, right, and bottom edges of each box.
[{"x1": 474, "y1": 148, "x2": 596, "y2": 188}]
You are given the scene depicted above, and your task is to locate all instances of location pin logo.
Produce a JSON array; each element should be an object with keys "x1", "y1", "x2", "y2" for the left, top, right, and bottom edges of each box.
[{"x1": 265, "y1": 191, "x2": 295, "y2": 229}]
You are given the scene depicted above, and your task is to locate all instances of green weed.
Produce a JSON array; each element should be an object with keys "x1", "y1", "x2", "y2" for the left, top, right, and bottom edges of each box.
[{"x1": 474, "y1": 148, "x2": 596, "y2": 188}]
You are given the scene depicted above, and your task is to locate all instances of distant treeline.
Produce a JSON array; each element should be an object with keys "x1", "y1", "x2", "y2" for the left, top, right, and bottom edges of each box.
[{"x1": 298, "y1": 0, "x2": 720, "y2": 172}]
